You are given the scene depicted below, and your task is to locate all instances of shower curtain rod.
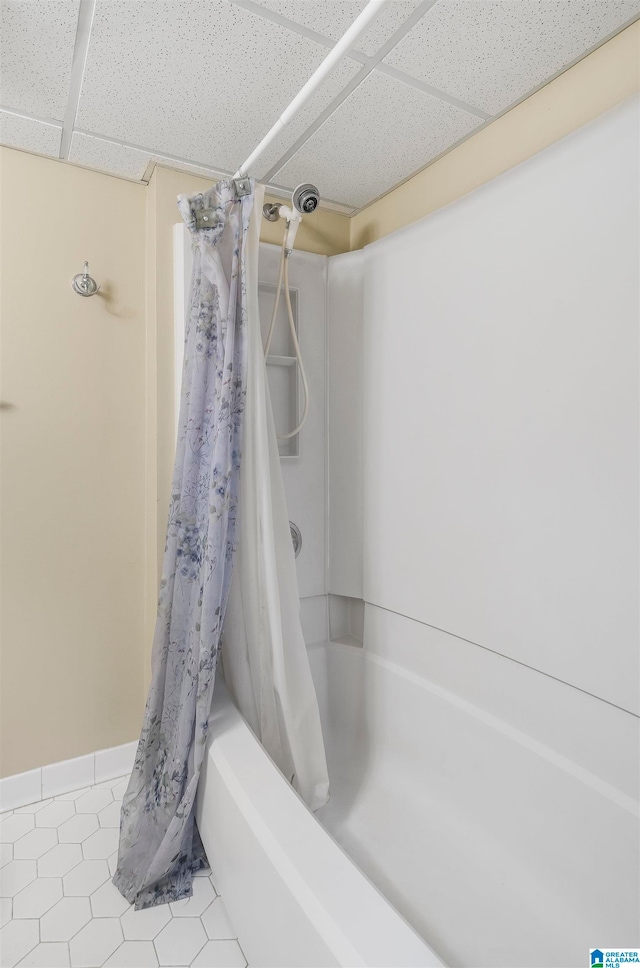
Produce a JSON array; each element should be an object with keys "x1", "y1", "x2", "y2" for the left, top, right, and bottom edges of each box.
[{"x1": 233, "y1": 0, "x2": 391, "y2": 180}]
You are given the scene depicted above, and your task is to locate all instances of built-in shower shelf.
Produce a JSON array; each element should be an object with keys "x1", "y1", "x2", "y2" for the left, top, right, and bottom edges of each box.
[
  {"x1": 266, "y1": 355, "x2": 296, "y2": 367},
  {"x1": 260, "y1": 281, "x2": 301, "y2": 459},
  {"x1": 265, "y1": 353, "x2": 300, "y2": 458}
]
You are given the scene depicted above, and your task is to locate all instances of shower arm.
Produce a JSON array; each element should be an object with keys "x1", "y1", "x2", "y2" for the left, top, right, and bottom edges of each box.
[{"x1": 232, "y1": 0, "x2": 391, "y2": 181}]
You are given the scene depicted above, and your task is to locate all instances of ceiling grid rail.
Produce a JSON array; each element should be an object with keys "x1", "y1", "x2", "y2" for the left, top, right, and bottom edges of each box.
[{"x1": 59, "y1": 0, "x2": 96, "y2": 160}]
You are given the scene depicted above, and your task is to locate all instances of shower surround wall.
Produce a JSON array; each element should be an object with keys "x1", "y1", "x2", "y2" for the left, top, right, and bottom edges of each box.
[
  {"x1": 258, "y1": 243, "x2": 329, "y2": 644},
  {"x1": 329, "y1": 95, "x2": 639, "y2": 804},
  {"x1": 360, "y1": 95, "x2": 639, "y2": 719}
]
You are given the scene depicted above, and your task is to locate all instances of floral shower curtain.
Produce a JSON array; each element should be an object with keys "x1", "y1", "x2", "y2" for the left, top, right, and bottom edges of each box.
[
  {"x1": 113, "y1": 179, "x2": 254, "y2": 909},
  {"x1": 221, "y1": 184, "x2": 330, "y2": 812}
]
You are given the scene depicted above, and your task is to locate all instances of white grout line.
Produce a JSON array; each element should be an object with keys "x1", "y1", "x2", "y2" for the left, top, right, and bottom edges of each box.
[{"x1": 59, "y1": 0, "x2": 96, "y2": 160}]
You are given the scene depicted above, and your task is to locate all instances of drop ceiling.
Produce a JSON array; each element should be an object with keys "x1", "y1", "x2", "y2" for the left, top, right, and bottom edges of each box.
[{"x1": 1, "y1": 0, "x2": 638, "y2": 212}]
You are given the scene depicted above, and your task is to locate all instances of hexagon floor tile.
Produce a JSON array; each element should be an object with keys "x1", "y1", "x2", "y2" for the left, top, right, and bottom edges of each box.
[
  {"x1": 103, "y1": 940, "x2": 158, "y2": 967},
  {"x1": 35, "y1": 802, "x2": 75, "y2": 828},
  {"x1": 0, "y1": 860, "x2": 37, "y2": 897},
  {"x1": 111, "y1": 780, "x2": 128, "y2": 800},
  {"x1": 154, "y1": 918, "x2": 207, "y2": 966},
  {"x1": 120, "y1": 901, "x2": 172, "y2": 941},
  {"x1": 58, "y1": 815, "x2": 100, "y2": 844},
  {"x1": 192, "y1": 940, "x2": 247, "y2": 967},
  {"x1": 97, "y1": 802, "x2": 121, "y2": 828},
  {"x1": 69, "y1": 917, "x2": 123, "y2": 967},
  {"x1": 0, "y1": 918, "x2": 40, "y2": 967},
  {"x1": 40, "y1": 897, "x2": 92, "y2": 941},
  {"x1": 200, "y1": 898, "x2": 236, "y2": 940},
  {"x1": 12, "y1": 877, "x2": 62, "y2": 918},
  {"x1": 15, "y1": 940, "x2": 70, "y2": 966},
  {"x1": 63, "y1": 860, "x2": 110, "y2": 897},
  {"x1": 13, "y1": 828, "x2": 57, "y2": 860},
  {"x1": 75, "y1": 790, "x2": 113, "y2": 815},
  {"x1": 169, "y1": 878, "x2": 215, "y2": 919},
  {"x1": 1, "y1": 843, "x2": 14, "y2": 868},
  {"x1": 90, "y1": 880, "x2": 129, "y2": 918},
  {"x1": 0, "y1": 815, "x2": 35, "y2": 843},
  {"x1": 38, "y1": 843, "x2": 83, "y2": 877},
  {"x1": 82, "y1": 828, "x2": 120, "y2": 860},
  {"x1": 1, "y1": 775, "x2": 248, "y2": 967},
  {"x1": 1, "y1": 897, "x2": 13, "y2": 927}
]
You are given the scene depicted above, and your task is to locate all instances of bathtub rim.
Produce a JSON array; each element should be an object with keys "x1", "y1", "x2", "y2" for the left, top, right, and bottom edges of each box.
[{"x1": 197, "y1": 659, "x2": 445, "y2": 968}]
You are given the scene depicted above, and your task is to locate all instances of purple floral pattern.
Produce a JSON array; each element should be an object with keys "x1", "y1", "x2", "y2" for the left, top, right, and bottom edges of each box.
[{"x1": 113, "y1": 179, "x2": 254, "y2": 909}]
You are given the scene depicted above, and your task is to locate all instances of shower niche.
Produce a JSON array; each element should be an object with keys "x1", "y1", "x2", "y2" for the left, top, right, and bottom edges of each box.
[{"x1": 259, "y1": 281, "x2": 300, "y2": 458}]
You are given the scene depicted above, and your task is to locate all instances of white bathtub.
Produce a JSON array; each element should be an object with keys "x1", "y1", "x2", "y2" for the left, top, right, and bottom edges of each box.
[{"x1": 197, "y1": 635, "x2": 639, "y2": 968}]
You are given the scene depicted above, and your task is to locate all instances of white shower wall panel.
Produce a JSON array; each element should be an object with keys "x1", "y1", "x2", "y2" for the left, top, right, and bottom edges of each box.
[
  {"x1": 258, "y1": 243, "x2": 328, "y2": 606},
  {"x1": 327, "y1": 250, "x2": 364, "y2": 600},
  {"x1": 363, "y1": 96, "x2": 639, "y2": 714}
]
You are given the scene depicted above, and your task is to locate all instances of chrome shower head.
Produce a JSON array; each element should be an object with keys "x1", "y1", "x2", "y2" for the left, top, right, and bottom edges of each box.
[{"x1": 292, "y1": 183, "x2": 320, "y2": 214}]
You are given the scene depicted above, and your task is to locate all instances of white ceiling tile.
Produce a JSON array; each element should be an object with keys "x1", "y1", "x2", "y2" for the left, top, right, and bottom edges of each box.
[
  {"x1": 69, "y1": 131, "x2": 235, "y2": 184},
  {"x1": 385, "y1": 0, "x2": 640, "y2": 115},
  {"x1": 69, "y1": 133, "x2": 151, "y2": 180},
  {"x1": 0, "y1": 111, "x2": 61, "y2": 156},
  {"x1": 76, "y1": 0, "x2": 358, "y2": 176},
  {"x1": 274, "y1": 70, "x2": 481, "y2": 208},
  {"x1": 0, "y1": 0, "x2": 79, "y2": 119},
  {"x1": 254, "y1": 56, "x2": 361, "y2": 177},
  {"x1": 249, "y1": 0, "x2": 422, "y2": 55}
]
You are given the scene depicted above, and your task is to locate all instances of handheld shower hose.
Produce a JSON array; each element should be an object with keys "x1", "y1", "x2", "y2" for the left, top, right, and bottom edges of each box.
[{"x1": 264, "y1": 210, "x2": 310, "y2": 440}]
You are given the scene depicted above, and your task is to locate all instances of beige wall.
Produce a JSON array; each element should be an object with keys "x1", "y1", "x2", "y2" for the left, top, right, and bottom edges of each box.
[
  {"x1": 351, "y1": 21, "x2": 640, "y2": 249},
  {"x1": 0, "y1": 148, "x2": 147, "y2": 776}
]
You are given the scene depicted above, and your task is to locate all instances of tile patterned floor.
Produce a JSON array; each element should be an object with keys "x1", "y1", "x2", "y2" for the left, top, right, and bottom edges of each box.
[{"x1": 0, "y1": 776, "x2": 248, "y2": 968}]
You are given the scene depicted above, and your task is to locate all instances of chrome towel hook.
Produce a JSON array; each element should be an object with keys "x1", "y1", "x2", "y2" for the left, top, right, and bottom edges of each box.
[{"x1": 71, "y1": 261, "x2": 100, "y2": 297}]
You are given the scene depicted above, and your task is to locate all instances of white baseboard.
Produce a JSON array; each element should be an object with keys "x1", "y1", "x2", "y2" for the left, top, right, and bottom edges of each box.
[{"x1": 0, "y1": 740, "x2": 137, "y2": 813}]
